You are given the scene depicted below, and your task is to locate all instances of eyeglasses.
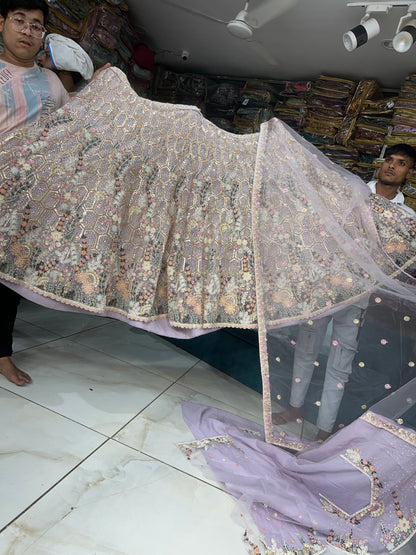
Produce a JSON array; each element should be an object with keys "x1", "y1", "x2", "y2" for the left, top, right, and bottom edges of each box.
[{"x1": 7, "y1": 15, "x2": 46, "y2": 39}]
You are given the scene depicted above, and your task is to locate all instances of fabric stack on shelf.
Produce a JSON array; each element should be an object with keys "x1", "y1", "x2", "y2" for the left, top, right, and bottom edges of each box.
[
  {"x1": 398, "y1": 72, "x2": 416, "y2": 98},
  {"x1": 402, "y1": 180, "x2": 416, "y2": 212},
  {"x1": 152, "y1": 67, "x2": 208, "y2": 109},
  {"x1": 349, "y1": 113, "x2": 392, "y2": 155},
  {"x1": 114, "y1": 18, "x2": 138, "y2": 75},
  {"x1": 79, "y1": 4, "x2": 123, "y2": 69},
  {"x1": 44, "y1": 1, "x2": 154, "y2": 89},
  {"x1": 318, "y1": 144, "x2": 360, "y2": 171},
  {"x1": 46, "y1": 0, "x2": 91, "y2": 41},
  {"x1": 394, "y1": 76, "x2": 416, "y2": 209},
  {"x1": 204, "y1": 80, "x2": 243, "y2": 132},
  {"x1": 385, "y1": 73, "x2": 416, "y2": 148},
  {"x1": 233, "y1": 80, "x2": 277, "y2": 133},
  {"x1": 175, "y1": 73, "x2": 207, "y2": 108},
  {"x1": 149, "y1": 66, "x2": 399, "y2": 172},
  {"x1": 273, "y1": 81, "x2": 311, "y2": 132},
  {"x1": 380, "y1": 73, "x2": 416, "y2": 210},
  {"x1": 349, "y1": 162, "x2": 377, "y2": 182},
  {"x1": 152, "y1": 66, "x2": 181, "y2": 103},
  {"x1": 347, "y1": 93, "x2": 395, "y2": 180},
  {"x1": 304, "y1": 80, "x2": 386, "y2": 179},
  {"x1": 335, "y1": 80, "x2": 380, "y2": 147},
  {"x1": 302, "y1": 74, "x2": 356, "y2": 146}
]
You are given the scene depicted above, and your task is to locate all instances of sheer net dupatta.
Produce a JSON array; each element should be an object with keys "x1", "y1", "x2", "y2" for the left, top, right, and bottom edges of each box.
[
  {"x1": 253, "y1": 118, "x2": 416, "y2": 447},
  {"x1": 266, "y1": 293, "x2": 416, "y2": 449}
]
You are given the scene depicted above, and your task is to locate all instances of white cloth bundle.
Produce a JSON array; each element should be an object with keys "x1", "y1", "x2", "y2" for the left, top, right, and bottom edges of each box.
[{"x1": 45, "y1": 34, "x2": 94, "y2": 80}]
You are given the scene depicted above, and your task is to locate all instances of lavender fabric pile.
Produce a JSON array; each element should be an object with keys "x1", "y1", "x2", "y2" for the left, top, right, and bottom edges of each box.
[{"x1": 181, "y1": 396, "x2": 416, "y2": 554}]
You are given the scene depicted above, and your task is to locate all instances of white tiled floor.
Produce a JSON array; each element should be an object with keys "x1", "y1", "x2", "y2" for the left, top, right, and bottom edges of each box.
[{"x1": 0, "y1": 299, "x2": 265, "y2": 554}]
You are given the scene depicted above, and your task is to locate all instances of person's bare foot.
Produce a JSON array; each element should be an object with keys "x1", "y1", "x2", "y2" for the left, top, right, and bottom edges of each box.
[
  {"x1": 316, "y1": 429, "x2": 331, "y2": 442},
  {"x1": 272, "y1": 406, "x2": 302, "y2": 425},
  {"x1": 0, "y1": 356, "x2": 31, "y2": 386}
]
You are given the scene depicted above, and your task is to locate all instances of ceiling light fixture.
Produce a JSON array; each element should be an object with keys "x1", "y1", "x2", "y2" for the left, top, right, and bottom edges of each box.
[
  {"x1": 345, "y1": 1, "x2": 416, "y2": 52},
  {"x1": 392, "y1": 18, "x2": 416, "y2": 50},
  {"x1": 391, "y1": 3, "x2": 416, "y2": 51},
  {"x1": 343, "y1": 3, "x2": 391, "y2": 51},
  {"x1": 343, "y1": 15, "x2": 381, "y2": 50}
]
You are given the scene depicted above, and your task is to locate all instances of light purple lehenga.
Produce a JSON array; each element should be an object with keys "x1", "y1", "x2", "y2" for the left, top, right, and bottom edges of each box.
[{"x1": 1, "y1": 68, "x2": 416, "y2": 553}]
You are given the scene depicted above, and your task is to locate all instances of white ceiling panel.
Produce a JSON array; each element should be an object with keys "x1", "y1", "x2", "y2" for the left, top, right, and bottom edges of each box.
[{"x1": 127, "y1": 0, "x2": 416, "y2": 89}]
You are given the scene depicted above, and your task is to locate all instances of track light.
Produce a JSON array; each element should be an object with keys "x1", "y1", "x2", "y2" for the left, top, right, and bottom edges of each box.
[
  {"x1": 346, "y1": 2, "x2": 416, "y2": 53},
  {"x1": 343, "y1": 16, "x2": 381, "y2": 50},
  {"x1": 392, "y1": 18, "x2": 416, "y2": 50}
]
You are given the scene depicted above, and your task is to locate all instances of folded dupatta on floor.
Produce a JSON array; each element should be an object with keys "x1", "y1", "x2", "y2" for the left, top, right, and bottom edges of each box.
[{"x1": 180, "y1": 385, "x2": 416, "y2": 555}]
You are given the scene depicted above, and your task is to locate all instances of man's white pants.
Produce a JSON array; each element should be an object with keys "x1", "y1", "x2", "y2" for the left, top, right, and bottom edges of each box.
[{"x1": 290, "y1": 303, "x2": 367, "y2": 433}]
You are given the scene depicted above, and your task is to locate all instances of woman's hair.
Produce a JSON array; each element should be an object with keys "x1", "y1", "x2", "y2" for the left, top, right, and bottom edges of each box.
[{"x1": 1, "y1": 0, "x2": 49, "y2": 24}]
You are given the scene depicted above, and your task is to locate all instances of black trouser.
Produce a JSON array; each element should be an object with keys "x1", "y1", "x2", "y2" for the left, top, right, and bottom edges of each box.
[{"x1": 0, "y1": 283, "x2": 20, "y2": 358}]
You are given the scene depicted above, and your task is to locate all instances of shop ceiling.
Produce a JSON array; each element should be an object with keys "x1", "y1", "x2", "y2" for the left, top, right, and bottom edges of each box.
[{"x1": 127, "y1": 0, "x2": 416, "y2": 89}]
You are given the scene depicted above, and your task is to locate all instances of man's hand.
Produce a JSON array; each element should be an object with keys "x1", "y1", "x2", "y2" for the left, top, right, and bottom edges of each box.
[{"x1": 91, "y1": 63, "x2": 111, "y2": 81}]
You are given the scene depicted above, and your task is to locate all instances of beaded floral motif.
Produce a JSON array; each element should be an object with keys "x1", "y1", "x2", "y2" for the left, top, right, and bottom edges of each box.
[
  {"x1": 270, "y1": 430, "x2": 313, "y2": 453},
  {"x1": 178, "y1": 435, "x2": 234, "y2": 460},
  {"x1": 239, "y1": 428, "x2": 262, "y2": 437},
  {"x1": 379, "y1": 491, "x2": 416, "y2": 552},
  {"x1": 326, "y1": 530, "x2": 369, "y2": 554},
  {"x1": 319, "y1": 448, "x2": 383, "y2": 524},
  {"x1": 243, "y1": 529, "x2": 325, "y2": 555},
  {"x1": 0, "y1": 108, "x2": 73, "y2": 208},
  {"x1": 360, "y1": 412, "x2": 416, "y2": 447}
]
